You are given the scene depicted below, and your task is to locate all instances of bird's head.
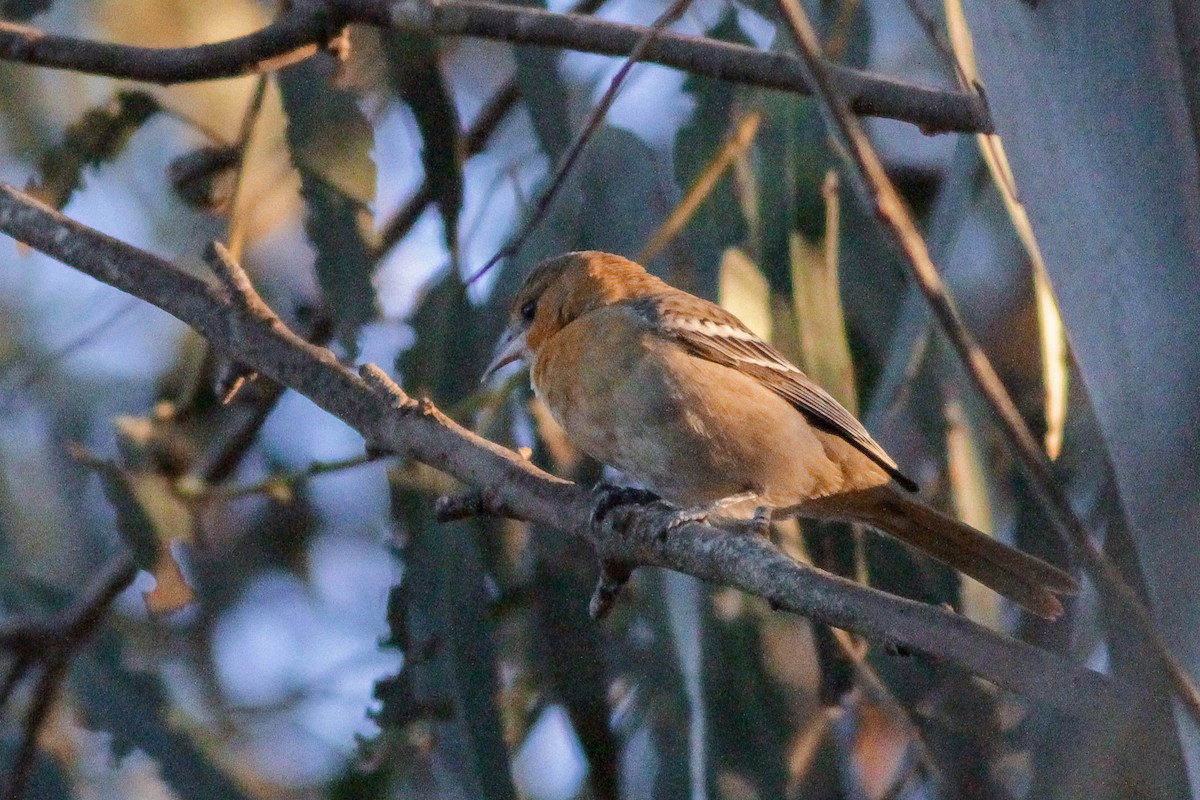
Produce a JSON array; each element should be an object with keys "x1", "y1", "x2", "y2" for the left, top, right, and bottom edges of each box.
[{"x1": 481, "y1": 251, "x2": 662, "y2": 382}]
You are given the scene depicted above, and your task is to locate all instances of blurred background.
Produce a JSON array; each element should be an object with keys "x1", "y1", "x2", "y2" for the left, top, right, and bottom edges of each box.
[{"x1": 0, "y1": 0, "x2": 1197, "y2": 798}]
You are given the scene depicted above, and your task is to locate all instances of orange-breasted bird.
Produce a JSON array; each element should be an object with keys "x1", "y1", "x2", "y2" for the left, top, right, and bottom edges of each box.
[{"x1": 482, "y1": 251, "x2": 1077, "y2": 618}]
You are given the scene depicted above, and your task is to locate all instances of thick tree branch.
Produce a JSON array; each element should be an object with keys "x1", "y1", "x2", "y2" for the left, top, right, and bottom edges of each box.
[
  {"x1": 0, "y1": 9, "x2": 331, "y2": 84},
  {"x1": 0, "y1": 184, "x2": 1113, "y2": 716},
  {"x1": 0, "y1": 0, "x2": 990, "y2": 134}
]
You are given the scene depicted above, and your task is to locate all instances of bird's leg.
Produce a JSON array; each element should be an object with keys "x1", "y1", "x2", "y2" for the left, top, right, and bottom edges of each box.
[
  {"x1": 659, "y1": 490, "x2": 763, "y2": 537},
  {"x1": 589, "y1": 558, "x2": 633, "y2": 620},
  {"x1": 750, "y1": 505, "x2": 773, "y2": 537},
  {"x1": 590, "y1": 483, "x2": 662, "y2": 527}
]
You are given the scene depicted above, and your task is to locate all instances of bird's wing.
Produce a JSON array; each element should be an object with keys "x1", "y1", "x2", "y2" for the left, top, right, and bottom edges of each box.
[{"x1": 630, "y1": 293, "x2": 918, "y2": 492}]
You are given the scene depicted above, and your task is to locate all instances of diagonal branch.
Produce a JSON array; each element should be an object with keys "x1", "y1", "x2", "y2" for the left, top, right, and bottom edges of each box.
[
  {"x1": 0, "y1": 0, "x2": 989, "y2": 134},
  {"x1": 0, "y1": 554, "x2": 137, "y2": 800},
  {"x1": 469, "y1": 0, "x2": 695, "y2": 282},
  {"x1": 0, "y1": 183, "x2": 1116, "y2": 717},
  {"x1": 769, "y1": 0, "x2": 1200, "y2": 723}
]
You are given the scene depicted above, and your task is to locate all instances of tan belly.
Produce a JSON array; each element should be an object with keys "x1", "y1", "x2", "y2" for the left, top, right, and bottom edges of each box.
[{"x1": 532, "y1": 313, "x2": 888, "y2": 512}]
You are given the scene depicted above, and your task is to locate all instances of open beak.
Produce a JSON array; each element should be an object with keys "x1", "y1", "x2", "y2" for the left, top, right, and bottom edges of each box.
[{"x1": 481, "y1": 325, "x2": 528, "y2": 384}]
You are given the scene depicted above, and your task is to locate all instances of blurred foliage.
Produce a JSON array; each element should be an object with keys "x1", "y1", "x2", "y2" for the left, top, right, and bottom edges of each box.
[
  {"x1": 0, "y1": 0, "x2": 1192, "y2": 799},
  {"x1": 0, "y1": 0, "x2": 52, "y2": 19},
  {"x1": 25, "y1": 90, "x2": 160, "y2": 210},
  {"x1": 279, "y1": 56, "x2": 379, "y2": 350},
  {"x1": 380, "y1": 31, "x2": 464, "y2": 257}
]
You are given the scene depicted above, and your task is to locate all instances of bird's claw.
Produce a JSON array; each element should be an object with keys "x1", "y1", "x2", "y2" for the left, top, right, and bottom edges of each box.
[
  {"x1": 590, "y1": 483, "x2": 661, "y2": 527},
  {"x1": 589, "y1": 559, "x2": 633, "y2": 620}
]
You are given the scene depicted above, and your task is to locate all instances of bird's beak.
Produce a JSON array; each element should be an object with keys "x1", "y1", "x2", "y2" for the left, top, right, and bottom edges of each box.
[{"x1": 481, "y1": 325, "x2": 528, "y2": 384}]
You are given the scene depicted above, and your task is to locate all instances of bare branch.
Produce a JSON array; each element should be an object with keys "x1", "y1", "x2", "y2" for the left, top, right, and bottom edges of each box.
[
  {"x1": 0, "y1": 184, "x2": 1118, "y2": 716},
  {"x1": 0, "y1": 554, "x2": 136, "y2": 800},
  {"x1": 470, "y1": 0, "x2": 694, "y2": 282},
  {"x1": 373, "y1": 81, "x2": 521, "y2": 262},
  {"x1": 0, "y1": 9, "x2": 333, "y2": 84},
  {"x1": 0, "y1": 0, "x2": 990, "y2": 134},
  {"x1": 385, "y1": 0, "x2": 989, "y2": 133}
]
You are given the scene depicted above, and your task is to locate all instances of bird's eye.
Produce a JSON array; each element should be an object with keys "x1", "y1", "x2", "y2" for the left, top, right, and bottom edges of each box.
[{"x1": 520, "y1": 300, "x2": 537, "y2": 322}]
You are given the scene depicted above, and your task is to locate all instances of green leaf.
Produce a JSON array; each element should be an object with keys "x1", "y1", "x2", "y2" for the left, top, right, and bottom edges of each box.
[
  {"x1": 72, "y1": 636, "x2": 254, "y2": 800},
  {"x1": 577, "y1": 126, "x2": 663, "y2": 259},
  {"x1": 507, "y1": 0, "x2": 573, "y2": 162},
  {"x1": 501, "y1": 125, "x2": 664, "y2": 284},
  {"x1": 278, "y1": 59, "x2": 379, "y2": 350},
  {"x1": 276, "y1": 55, "x2": 375, "y2": 204},
  {"x1": 399, "y1": 268, "x2": 482, "y2": 403},
  {"x1": 78, "y1": 416, "x2": 197, "y2": 616},
  {"x1": 26, "y1": 90, "x2": 159, "y2": 209},
  {"x1": 294, "y1": 168, "x2": 378, "y2": 352},
  {"x1": 379, "y1": 31, "x2": 463, "y2": 255},
  {"x1": 673, "y1": 11, "x2": 752, "y2": 294},
  {"x1": 375, "y1": 482, "x2": 517, "y2": 800}
]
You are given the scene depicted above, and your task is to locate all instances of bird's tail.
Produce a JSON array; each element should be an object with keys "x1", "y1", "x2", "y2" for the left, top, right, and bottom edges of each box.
[{"x1": 800, "y1": 485, "x2": 1079, "y2": 619}]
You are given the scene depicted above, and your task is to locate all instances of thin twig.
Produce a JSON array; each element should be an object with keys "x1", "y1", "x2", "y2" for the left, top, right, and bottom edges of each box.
[
  {"x1": 0, "y1": 297, "x2": 139, "y2": 414},
  {"x1": 191, "y1": 452, "x2": 385, "y2": 502},
  {"x1": 226, "y1": 75, "x2": 270, "y2": 262},
  {"x1": 900, "y1": 0, "x2": 970, "y2": 88},
  {"x1": 468, "y1": 0, "x2": 696, "y2": 283},
  {"x1": 0, "y1": 554, "x2": 137, "y2": 800},
  {"x1": 0, "y1": 184, "x2": 1119, "y2": 715},
  {"x1": 637, "y1": 108, "x2": 763, "y2": 264},
  {"x1": 769, "y1": 0, "x2": 1200, "y2": 723},
  {"x1": 373, "y1": 82, "x2": 521, "y2": 262}
]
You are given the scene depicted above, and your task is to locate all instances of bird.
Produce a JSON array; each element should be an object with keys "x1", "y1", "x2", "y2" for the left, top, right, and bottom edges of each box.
[{"x1": 482, "y1": 251, "x2": 1078, "y2": 619}]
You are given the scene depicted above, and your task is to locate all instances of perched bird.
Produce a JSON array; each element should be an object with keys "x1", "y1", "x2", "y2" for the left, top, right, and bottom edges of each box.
[{"x1": 483, "y1": 251, "x2": 1078, "y2": 618}]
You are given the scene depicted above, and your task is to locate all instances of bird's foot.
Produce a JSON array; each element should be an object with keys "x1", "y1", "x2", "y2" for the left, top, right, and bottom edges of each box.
[
  {"x1": 590, "y1": 483, "x2": 662, "y2": 527},
  {"x1": 749, "y1": 506, "x2": 773, "y2": 537}
]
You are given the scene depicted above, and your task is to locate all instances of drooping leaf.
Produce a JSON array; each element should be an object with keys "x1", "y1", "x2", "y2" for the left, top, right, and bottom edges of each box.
[
  {"x1": 577, "y1": 126, "x2": 664, "y2": 259},
  {"x1": 379, "y1": 31, "x2": 463, "y2": 255},
  {"x1": 643, "y1": 109, "x2": 762, "y2": 267},
  {"x1": 277, "y1": 54, "x2": 375, "y2": 204},
  {"x1": 278, "y1": 58, "x2": 379, "y2": 350},
  {"x1": 672, "y1": 11, "x2": 754, "y2": 294},
  {"x1": 400, "y1": 268, "x2": 483, "y2": 403},
  {"x1": 294, "y1": 168, "x2": 377, "y2": 352},
  {"x1": 72, "y1": 635, "x2": 254, "y2": 800},
  {"x1": 718, "y1": 247, "x2": 772, "y2": 340},
  {"x1": 26, "y1": 90, "x2": 159, "y2": 210},
  {"x1": 789, "y1": 186, "x2": 857, "y2": 413},
  {"x1": 74, "y1": 415, "x2": 196, "y2": 615},
  {"x1": 507, "y1": 0, "x2": 574, "y2": 163},
  {"x1": 498, "y1": 124, "x2": 666, "y2": 287},
  {"x1": 374, "y1": 480, "x2": 517, "y2": 800}
]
